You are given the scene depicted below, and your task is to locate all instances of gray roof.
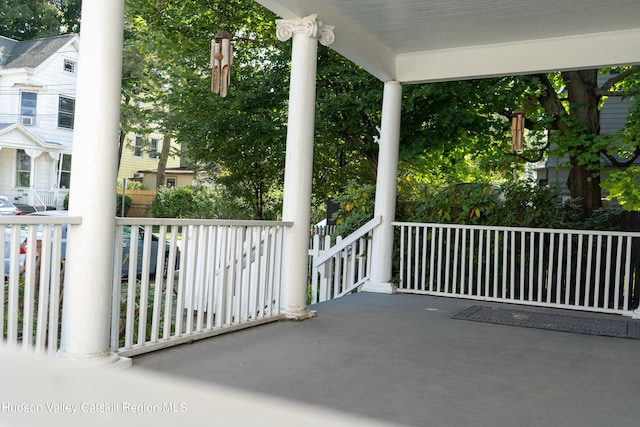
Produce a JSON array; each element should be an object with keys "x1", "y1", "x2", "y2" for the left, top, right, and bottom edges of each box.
[{"x1": 0, "y1": 34, "x2": 76, "y2": 69}]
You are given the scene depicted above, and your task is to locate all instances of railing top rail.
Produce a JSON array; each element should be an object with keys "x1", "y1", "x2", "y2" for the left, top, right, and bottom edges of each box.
[
  {"x1": 315, "y1": 216, "x2": 381, "y2": 265},
  {"x1": 392, "y1": 220, "x2": 640, "y2": 238},
  {"x1": 0, "y1": 216, "x2": 82, "y2": 225},
  {"x1": 116, "y1": 217, "x2": 293, "y2": 227}
]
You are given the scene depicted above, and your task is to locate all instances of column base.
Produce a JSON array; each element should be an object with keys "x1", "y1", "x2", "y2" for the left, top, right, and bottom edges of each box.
[
  {"x1": 57, "y1": 350, "x2": 132, "y2": 369},
  {"x1": 631, "y1": 308, "x2": 640, "y2": 320},
  {"x1": 361, "y1": 280, "x2": 397, "y2": 294},
  {"x1": 284, "y1": 308, "x2": 318, "y2": 321}
]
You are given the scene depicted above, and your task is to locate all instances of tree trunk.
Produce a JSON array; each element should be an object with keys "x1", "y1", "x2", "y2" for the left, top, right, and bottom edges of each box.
[
  {"x1": 562, "y1": 70, "x2": 602, "y2": 217},
  {"x1": 117, "y1": 130, "x2": 126, "y2": 175},
  {"x1": 156, "y1": 134, "x2": 171, "y2": 190},
  {"x1": 537, "y1": 70, "x2": 603, "y2": 217},
  {"x1": 567, "y1": 158, "x2": 601, "y2": 217}
]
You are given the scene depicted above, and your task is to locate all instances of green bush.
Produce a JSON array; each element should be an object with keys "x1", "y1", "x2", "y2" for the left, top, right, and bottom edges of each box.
[
  {"x1": 150, "y1": 185, "x2": 246, "y2": 219},
  {"x1": 409, "y1": 180, "x2": 580, "y2": 228},
  {"x1": 116, "y1": 194, "x2": 132, "y2": 216},
  {"x1": 601, "y1": 166, "x2": 640, "y2": 211},
  {"x1": 331, "y1": 181, "x2": 376, "y2": 236}
]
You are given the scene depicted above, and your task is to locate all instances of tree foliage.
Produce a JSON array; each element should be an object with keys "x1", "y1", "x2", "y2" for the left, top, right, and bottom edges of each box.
[
  {"x1": 0, "y1": 0, "x2": 80, "y2": 40},
  {"x1": 123, "y1": 0, "x2": 288, "y2": 219}
]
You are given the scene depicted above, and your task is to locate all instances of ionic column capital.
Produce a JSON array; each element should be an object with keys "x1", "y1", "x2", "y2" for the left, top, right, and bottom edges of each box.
[{"x1": 276, "y1": 13, "x2": 335, "y2": 46}]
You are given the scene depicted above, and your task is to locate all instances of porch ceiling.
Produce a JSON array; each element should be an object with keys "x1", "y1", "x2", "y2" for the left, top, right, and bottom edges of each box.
[{"x1": 255, "y1": 0, "x2": 640, "y2": 83}]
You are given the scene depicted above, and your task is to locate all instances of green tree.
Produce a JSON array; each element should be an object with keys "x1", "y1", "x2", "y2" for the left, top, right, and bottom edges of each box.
[
  {"x1": 0, "y1": 0, "x2": 80, "y2": 40},
  {"x1": 122, "y1": 0, "x2": 288, "y2": 219},
  {"x1": 524, "y1": 68, "x2": 640, "y2": 217}
]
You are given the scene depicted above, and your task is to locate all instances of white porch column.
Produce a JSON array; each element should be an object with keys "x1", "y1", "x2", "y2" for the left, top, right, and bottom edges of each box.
[
  {"x1": 276, "y1": 15, "x2": 334, "y2": 319},
  {"x1": 58, "y1": 0, "x2": 128, "y2": 366},
  {"x1": 363, "y1": 81, "x2": 402, "y2": 293}
]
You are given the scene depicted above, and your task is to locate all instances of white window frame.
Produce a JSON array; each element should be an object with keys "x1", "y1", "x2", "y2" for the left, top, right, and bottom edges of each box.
[
  {"x1": 149, "y1": 137, "x2": 160, "y2": 159},
  {"x1": 16, "y1": 149, "x2": 31, "y2": 188},
  {"x1": 63, "y1": 58, "x2": 77, "y2": 74},
  {"x1": 57, "y1": 154, "x2": 72, "y2": 189},
  {"x1": 20, "y1": 91, "x2": 37, "y2": 126},
  {"x1": 134, "y1": 136, "x2": 144, "y2": 158},
  {"x1": 58, "y1": 96, "x2": 75, "y2": 129}
]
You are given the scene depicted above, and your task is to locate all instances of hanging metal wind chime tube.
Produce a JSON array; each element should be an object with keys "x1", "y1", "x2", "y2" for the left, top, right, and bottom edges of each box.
[{"x1": 211, "y1": 29, "x2": 232, "y2": 97}]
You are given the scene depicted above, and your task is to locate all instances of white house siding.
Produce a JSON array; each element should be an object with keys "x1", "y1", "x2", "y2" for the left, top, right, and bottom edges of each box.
[
  {"x1": 0, "y1": 148, "x2": 13, "y2": 195},
  {"x1": 0, "y1": 35, "x2": 78, "y2": 207}
]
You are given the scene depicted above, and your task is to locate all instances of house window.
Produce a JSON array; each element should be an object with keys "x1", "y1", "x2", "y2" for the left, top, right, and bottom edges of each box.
[
  {"x1": 20, "y1": 92, "x2": 37, "y2": 125},
  {"x1": 63, "y1": 59, "x2": 77, "y2": 74},
  {"x1": 134, "y1": 136, "x2": 144, "y2": 157},
  {"x1": 149, "y1": 137, "x2": 159, "y2": 159},
  {"x1": 16, "y1": 150, "x2": 31, "y2": 187},
  {"x1": 166, "y1": 178, "x2": 176, "y2": 188},
  {"x1": 58, "y1": 96, "x2": 75, "y2": 129},
  {"x1": 58, "y1": 154, "x2": 72, "y2": 189}
]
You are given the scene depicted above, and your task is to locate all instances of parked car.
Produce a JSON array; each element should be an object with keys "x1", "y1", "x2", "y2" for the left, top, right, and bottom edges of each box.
[
  {"x1": 27, "y1": 211, "x2": 179, "y2": 278},
  {"x1": 0, "y1": 196, "x2": 22, "y2": 216},
  {"x1": 3, "y1": 226, "x2": 27, "y2": 278}
]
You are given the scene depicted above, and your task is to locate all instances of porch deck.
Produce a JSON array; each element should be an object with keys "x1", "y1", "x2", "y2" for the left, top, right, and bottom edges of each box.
[{"x1": 133, "y1": 292, "x2": 640, "y2": 427}]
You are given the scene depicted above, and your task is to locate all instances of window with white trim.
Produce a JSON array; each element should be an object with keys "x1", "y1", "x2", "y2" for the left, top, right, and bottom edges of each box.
[
  {"x1": 16, "y1": 150, "x2": 31, "y2": 187},
  {"x1": 134, "y1": 136, "x2": 144, "y2": 157},
  {"x1": 58, "y1": 96, "x2": 75, "y2": 129},
  {"x1": 20, "y1": 91, "x2": 37, "y2": 125},
  {"x1": 149, "y1": 137, "x2": 160, "y2": 159},
  {"x1": 63, "y1": 59, "x2": 77, "y2": 74},
  {"x1": 58, "y1": 154, "x2": 72, "y2": 189}
]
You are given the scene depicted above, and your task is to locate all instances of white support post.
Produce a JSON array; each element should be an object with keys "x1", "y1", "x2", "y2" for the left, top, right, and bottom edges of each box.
[
  {"x1": 58, "y1": 0, "x2": 130, "y2": 366},
  {"x1": 363, "y1": 81, "x2": 402, "y2": 294},
  {"x1": 276, "y1": 15, "x2": 334, "y2": 320}
]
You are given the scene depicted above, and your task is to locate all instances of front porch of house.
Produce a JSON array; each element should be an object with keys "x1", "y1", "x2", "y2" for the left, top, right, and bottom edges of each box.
[{"x1": 132, "y1": 292, "x2": 640, "y2": 427}]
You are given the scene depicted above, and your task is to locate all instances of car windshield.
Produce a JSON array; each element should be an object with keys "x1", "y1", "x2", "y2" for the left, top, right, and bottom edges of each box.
[{"x1": 0, "y1": 199, "x2": 14, "y2": 208}]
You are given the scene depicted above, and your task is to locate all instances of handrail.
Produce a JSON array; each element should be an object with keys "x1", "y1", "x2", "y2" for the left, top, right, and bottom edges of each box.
[
  {"x1": 315, "y1": 216, "x2": 381, "y2": 265},
  {"x1": 31, "y1": 190, "x2": 47, "y2": 212},
  {"x1": 0, "y1": 216, "x2": 82, "y2": 225},
  {"x1": 116, "y1": 217, "x2": 293, "y2": 227}
]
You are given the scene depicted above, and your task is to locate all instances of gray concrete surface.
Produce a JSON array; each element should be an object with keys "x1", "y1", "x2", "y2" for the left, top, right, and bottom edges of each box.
[{"x1": 133, "y1": 293, "x2": 640, "y2": 427}]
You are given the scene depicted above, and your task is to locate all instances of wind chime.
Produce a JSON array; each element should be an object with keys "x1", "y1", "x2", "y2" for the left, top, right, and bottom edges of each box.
[
  {"x1": 511, "y1": 109, "x2": 525, "y2": 152},
  {"x1": 511, "y1": 109, "x2": 525, "y2": 180},
  {"x1": 211, "y1": 29, "x2": 232, "y2": 97}
]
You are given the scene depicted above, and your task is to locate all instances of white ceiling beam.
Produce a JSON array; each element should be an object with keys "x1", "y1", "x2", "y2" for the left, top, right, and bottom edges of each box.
[{"x1": 396, "y1": 29, "x2": 640, "y2": 84}]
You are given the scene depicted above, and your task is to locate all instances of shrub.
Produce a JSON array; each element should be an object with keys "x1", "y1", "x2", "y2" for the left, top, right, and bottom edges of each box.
[
  {"x1": 331, "y1": 181, "x2": 376, "y2": 236},
  {"x1": 150, "y1": 185, "x2": 246, "y2": 219},
  {"x1": 116, "y1": 194, "x2": 132, "y2": 216}
]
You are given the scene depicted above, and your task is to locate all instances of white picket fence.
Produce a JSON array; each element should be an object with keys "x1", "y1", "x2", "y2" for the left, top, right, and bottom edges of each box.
[
  {"x1": 308, "y1": 217, "x2": 380, "y2": 304},
  {"x1": 113, "y1": 218, "x2": 291, "y2": 357},
  {"x1": 395, "y1": 222, "x2": 640, "y2": 315}
]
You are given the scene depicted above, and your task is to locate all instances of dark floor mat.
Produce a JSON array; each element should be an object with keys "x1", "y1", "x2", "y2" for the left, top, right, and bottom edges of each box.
[{"x1": 453, "y1": 305, "x2": 640, "y2": 339}]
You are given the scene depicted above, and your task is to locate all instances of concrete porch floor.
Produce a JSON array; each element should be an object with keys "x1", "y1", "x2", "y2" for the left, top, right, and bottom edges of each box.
[{"x1": 133, "y1": 292, "x2": 640, "y2": 427}]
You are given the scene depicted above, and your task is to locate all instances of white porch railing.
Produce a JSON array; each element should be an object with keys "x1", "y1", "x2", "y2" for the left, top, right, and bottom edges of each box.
[
  {"x1": 1, "y1": 215, "x2": 81, "y2": 354},
  {"x1": 394, "y1": 222, "x2": 640, "y2": 315},
  {"x1": 32, "y1": 190, "x2": 57, "y2": 211},
  {"x1": 308, "y1": 216, "x2": 380, "y2": 304},
  {"x1": 112, "y1": 218, "x2": 291, "y2": 357}
]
